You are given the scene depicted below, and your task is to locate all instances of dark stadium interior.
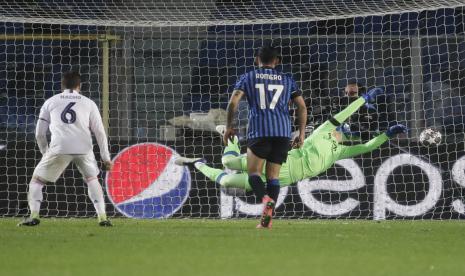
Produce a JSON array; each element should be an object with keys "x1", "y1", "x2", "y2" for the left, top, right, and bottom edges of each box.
[{"x1": 2, "y1": 8, "x2": 465, "y2": 141}]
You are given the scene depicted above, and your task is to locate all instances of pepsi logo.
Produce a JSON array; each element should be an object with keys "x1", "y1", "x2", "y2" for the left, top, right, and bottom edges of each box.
[{"x1": 105, "y1": 143, "x2": 191, "y2": 218}]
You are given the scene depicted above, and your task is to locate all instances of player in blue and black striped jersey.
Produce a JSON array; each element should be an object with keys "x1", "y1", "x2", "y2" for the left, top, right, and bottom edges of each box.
[{"x1": 224, "y1": 45, "x2": 307, "y2": 228}]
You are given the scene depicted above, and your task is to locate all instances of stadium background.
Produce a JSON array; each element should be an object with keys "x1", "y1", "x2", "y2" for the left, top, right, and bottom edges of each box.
[{"x1": 1, "y1": 1, "x2": 465, "y2": 219}]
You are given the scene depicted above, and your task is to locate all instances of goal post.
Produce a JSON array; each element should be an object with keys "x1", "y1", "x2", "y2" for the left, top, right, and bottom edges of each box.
[{"x1": 1, "y1": 1, "x2": 465, "y2": 220}]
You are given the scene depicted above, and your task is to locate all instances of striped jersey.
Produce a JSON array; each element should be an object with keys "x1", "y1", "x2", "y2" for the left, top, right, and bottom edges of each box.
[{"x1": 234, "y1": 67, "x2": 301, "y2": 139}]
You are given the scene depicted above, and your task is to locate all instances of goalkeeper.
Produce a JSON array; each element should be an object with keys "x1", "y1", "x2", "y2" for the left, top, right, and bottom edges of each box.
[{"x1": 176, "y1": 87, "x2": 407, "y2": 196}]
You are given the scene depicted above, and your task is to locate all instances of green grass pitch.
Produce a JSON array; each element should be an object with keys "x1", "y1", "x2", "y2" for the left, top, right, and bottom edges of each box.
[{"x1": 1, "y1": 218, "x2": 464, "y2": 276}]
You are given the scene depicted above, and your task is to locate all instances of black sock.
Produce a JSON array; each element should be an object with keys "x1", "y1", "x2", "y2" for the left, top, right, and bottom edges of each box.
[
  {"x1": 266, "y1": 179, "x2": 280, "y2": 202},
  {"x1": 248, "y1": 174, "x2": 266, "y2": 201}
]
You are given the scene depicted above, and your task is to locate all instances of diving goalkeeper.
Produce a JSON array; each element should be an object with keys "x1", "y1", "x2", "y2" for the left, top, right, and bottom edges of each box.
[{"x1": 176, "y1": 87, "x2": 407, "y2": 200}]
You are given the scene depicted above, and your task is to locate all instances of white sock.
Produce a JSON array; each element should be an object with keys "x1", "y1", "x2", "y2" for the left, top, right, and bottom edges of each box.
[
  {"x1": 86, "y1": 178, "x2": 107, "y2": 221},
  {"x1": 28, "y1": 180, "x2": 44, "y2": 219},
  {"x1": 194, "y1": 161, "x2": 205, "y2": 170}
]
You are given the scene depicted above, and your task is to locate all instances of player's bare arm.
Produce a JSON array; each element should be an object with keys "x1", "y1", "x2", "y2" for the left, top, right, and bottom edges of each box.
[
  {"x1": 291, "y1": 95, "x2": 307, "y2": 148},
  {"x1": 224, "y1": 89, "x2": 244, "y2": 145}
]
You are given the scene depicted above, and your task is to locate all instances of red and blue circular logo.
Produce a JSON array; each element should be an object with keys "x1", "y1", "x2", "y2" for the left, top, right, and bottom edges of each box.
[{"x1": 105, "y1": 143, "x2": 191, "y2": 218}]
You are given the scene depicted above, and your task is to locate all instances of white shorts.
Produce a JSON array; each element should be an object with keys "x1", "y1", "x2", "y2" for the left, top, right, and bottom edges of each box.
[{"x1": 33, "y1": 152, "x2": 100, "y2": 183}]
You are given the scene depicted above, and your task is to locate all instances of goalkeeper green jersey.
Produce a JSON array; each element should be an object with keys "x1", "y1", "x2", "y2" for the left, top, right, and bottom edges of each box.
[
  {"x1": 279, "y1": 129, "x2": 340, "y2": 185},
  {"x1": 279, "y1": 127, "x2": 389, "y2": 186}
]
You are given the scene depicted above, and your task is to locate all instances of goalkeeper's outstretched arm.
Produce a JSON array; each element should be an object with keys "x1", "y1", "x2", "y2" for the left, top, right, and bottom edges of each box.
[
  {"x1": 338, "y1": 124, "x2": 408, "y2": 160},
  {"x1": 338, "y1": 133, "x2": 389, "y2": 160}
]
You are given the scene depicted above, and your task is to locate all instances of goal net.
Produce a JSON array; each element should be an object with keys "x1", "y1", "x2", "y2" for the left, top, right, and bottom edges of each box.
[{"x1": 1, "y1": 0, "x2": 465, "y2": 220}]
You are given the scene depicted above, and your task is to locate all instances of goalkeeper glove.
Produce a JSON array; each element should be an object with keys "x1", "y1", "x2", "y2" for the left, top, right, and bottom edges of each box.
[
  {"x1": 386, "y1": 124, "x2": 408, "y2": 138},
  {"x1": 336, "y1": 123, "x2": 361, "y2": 137},
  {"x1": 361, "y1": 87, "x2": 384, "y2": 108}
]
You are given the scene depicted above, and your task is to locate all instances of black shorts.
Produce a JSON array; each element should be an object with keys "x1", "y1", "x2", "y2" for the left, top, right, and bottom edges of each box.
[{"x1": 247, "y1": 137, "x2": 290, "y2": 165}]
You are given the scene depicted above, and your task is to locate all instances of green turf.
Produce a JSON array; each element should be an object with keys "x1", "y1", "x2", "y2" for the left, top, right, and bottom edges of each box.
[{"x1": 1, "y1": 219, "x2": 464, "y2": 276}]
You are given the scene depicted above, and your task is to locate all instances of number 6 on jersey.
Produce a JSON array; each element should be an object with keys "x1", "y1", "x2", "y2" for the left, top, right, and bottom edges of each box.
[{"x1": 61, "y1": 102, "x2": 77, "y2": 124}]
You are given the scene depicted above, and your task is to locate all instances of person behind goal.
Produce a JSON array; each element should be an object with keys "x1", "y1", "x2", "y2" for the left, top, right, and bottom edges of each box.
[{"x1": 18, "y1": 71, "x2": 113, "y2": 227}]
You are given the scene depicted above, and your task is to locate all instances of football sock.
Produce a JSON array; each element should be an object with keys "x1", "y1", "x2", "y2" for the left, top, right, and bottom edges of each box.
[
  {"x1": 86, "y1": 178, "x2": 107, "y2": 222},
  {"x1": 195, "y1": 162, "x2": 224, "y2": 182},
  {"x1": 195, "y1": 162, "x2": 251, "y2": 191},
  {"x1": 248, "y1": 174, "x2": 266, "y2": 201},
  {"x1": 266, "y1": 179, "x2": 280, "y2": 202},
  {"x1": 28, "y1": 180, "x2": 44, "y2": 219}
]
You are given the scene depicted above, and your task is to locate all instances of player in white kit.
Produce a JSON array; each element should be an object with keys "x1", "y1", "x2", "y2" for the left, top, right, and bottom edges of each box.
[{"x1": 18, "y1": 71, "x2": 113, "y2": 227}]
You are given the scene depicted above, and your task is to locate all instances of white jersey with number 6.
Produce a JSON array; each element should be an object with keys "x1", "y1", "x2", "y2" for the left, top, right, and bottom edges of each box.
[{"x1": 36, "y1": 89, "x2": 110, "y2": 162}]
